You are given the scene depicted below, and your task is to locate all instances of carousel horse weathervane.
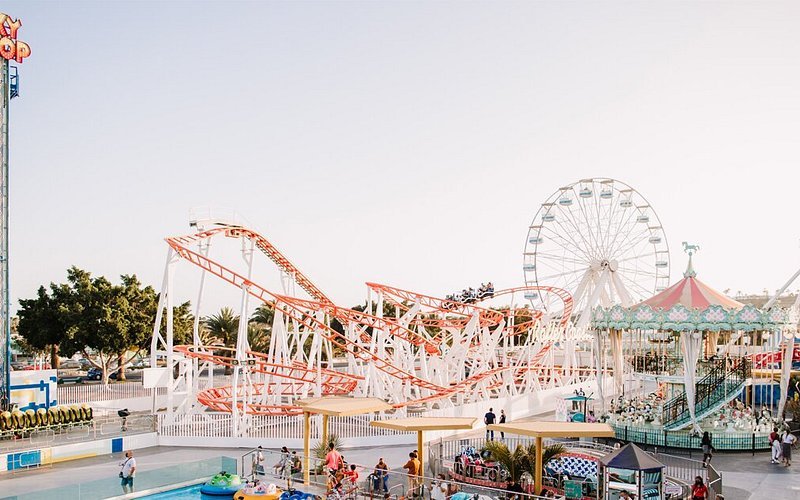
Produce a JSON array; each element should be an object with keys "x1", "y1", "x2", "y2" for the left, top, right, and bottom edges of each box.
[{"x1": 682, "y1": 242, "x2": 699, "y2": 278}]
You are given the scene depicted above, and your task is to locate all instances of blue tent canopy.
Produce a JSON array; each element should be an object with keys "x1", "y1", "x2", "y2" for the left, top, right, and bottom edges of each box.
[{"x1": 600, "y1": 443, "x2": 665, "y2": 472}]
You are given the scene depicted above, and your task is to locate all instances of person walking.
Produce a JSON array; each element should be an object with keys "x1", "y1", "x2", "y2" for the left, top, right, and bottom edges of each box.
[
  {"x1": 690, "y1": 476, "x2": 709, "y2": 500},
  {"x1": 772, "y1": 435, "x2": 783, "y2": 464},
  {"x1": 484, "y1": 408, "x2": 496, "y2": 441},
  {"x1": 253, "y1": 445, "x2": 265, "y2": 475},
  {"x1": 770, "y1": 428, "x2": 782, "y2": 464},
  {"x1": 499, "y1": 409, "x2": 506, "y2": 440},
  {"x1": 119, "y1": 450, "x2": 136, "y2": 494},
  {"x1": 700, "y1": 432, "x2": 713, "y2": 468},
  {"x1": 782, "y1": 431, "x2": 797, "y2": 467}
]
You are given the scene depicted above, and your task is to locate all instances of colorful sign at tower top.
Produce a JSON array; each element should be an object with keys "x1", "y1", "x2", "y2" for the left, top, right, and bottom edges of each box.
[{"x1": 0, "y1": 13, "x2": 30, "y2": 63}]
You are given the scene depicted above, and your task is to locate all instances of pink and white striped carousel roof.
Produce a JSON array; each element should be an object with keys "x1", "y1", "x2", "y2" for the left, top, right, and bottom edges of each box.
[{"x1": 638, "y1": 275, "x2": 744, "y2": 311}]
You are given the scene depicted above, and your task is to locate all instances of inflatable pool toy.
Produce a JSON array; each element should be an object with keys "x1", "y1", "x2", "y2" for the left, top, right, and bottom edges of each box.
[
  {"x1": 278, "y1": 489, "x2": 316, "y2": 500},
  {"x1": 233, "y1": 482, "x2": 287, "y2": 500},
  {"x1": 200, "y1": 471, "x2": 243, "y2": 496}
]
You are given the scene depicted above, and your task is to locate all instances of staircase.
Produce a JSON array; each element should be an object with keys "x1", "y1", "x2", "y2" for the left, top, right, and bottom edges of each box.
[{"x1": 662, "y1": 357, "x2": 750, "y2": 431}]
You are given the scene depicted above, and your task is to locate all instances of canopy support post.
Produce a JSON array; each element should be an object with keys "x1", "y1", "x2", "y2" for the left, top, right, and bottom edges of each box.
[
  {"x1": 418, "y1": 430, "x2": 424, "y2": 476},
  {"x1": 303, "y1": 411, "x2": 310, "y2": 486},
  {"x1": 535, "y1": 436, "x2": 543, "y2": 495}
]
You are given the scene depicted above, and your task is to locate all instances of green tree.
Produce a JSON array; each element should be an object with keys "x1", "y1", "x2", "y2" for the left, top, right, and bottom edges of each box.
[
  {"x1": 203, "y1": 307, "x2": 240, "y2": 346},
  {"x1": 18, "y1": 267, "x2": 160, "y2": 384},
  {"x1": 249, "y1": 304, "x2": 274, "y2": 330},
  {"x1": 168, "y1": 301, "x2": 197, "y2": 346},
  {"x1": 17, "y1": 285, "x2": 69, "y2": 368},
  {"x1": 482, "y1": 441, "x2": 565, "y2": 483},
  {"x1": 247, "y1": 323, "x2": 270, "y2": 353},
  {"x1": 61, "y1": 269, "x2": 157, "y2": 383},
  {"x1": 204, "y1": 307, "x2": 240, "y2": 374}
]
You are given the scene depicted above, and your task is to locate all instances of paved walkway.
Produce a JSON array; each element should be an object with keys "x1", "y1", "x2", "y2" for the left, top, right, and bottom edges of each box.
[
  {"x1": 0, "y1": 445, "x2": 416, "y2": 499},
  {"x1": 710, "y1": 450, "x2": 800, "y2": 500},
  {"x1": 2, "y1": 441, "x2": 800, "y2": 499}
]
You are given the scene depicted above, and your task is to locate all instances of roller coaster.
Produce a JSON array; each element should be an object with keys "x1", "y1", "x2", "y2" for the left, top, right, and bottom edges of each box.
[{"x1": 151, "y1": 221, "x2": 592, "y2": 424}]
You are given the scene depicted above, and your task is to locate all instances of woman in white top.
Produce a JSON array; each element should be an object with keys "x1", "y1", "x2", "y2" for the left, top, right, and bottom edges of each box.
[
  {"x1": 431, "y1": 474, "x2": 448, "y2": 500},
  {"x1": 782, "y1": 432, "x2": 797, "y2": 467}
]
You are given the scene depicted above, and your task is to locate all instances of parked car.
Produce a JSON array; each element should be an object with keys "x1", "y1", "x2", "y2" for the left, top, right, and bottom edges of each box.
[
  {"x1": 57, "y1": 370, "x2": 84, "y2": 384},
  {"x1": 131, "y1": 358, "x2": 151, "y2": 369},
  {"x1": 86, "y1": 368, "x2": 120, "y2": 381},
  {"x1": 59, "y1": 359, "x2": 81, "y2": 370},
  {"x1": 21, "y1": 363, "x2": 51, "y2": 370}
]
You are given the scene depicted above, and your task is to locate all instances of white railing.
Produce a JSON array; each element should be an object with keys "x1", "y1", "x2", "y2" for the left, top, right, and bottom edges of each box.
[
  {"x1": 157, "y1": 412, "x2": 405, "y2": 441},
  {"x1": 57, "y1": 382, "x2": 166, "y2": 405}
]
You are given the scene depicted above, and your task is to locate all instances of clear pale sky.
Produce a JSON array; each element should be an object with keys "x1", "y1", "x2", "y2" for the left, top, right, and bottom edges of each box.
[{"x1": 4, "y1": 1, "x2": 800, "y2": 315}]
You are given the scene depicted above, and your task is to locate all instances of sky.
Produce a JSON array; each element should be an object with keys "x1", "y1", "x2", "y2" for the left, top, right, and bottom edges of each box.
[{"x1": 3, "y1": 1, "x2": 800, "y2": 316}]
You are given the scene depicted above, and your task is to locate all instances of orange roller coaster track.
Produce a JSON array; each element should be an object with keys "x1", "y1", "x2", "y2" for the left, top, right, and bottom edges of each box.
[
  {"x1": 366, "y1": 283, "x2": 573, "y2": 332},
  {"x1": 164, "y1": 227, "x2": 574, "y2": 415},
  {"x1": 169, "y1": 226, "x2": 332, "y2": 304},
  {"x1": 366, "y1": 282, "x2": 505, "y2": 328}
]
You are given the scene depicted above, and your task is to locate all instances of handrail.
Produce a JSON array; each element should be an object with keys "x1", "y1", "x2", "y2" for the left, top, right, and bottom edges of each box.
[{"x1": 663, "y1": 357, "x2": 750, "y2": 429}]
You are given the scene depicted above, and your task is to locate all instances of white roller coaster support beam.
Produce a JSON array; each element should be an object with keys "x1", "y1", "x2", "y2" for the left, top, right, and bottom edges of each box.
[
  {"x1": 765, "y1": 267, "x2": 800, "y2": 310},
  {"x1": 232, "y1": 237, "x2": 255, "y2": 436}
]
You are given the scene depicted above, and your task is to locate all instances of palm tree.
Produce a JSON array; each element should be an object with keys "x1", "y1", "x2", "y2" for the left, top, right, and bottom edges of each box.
[
  {"x1": 482, "y1": 441, "x2": 566, "y2": 483},
  {"x1": 203, "y1": 307, "x2": 240, "y2": 346},
  {"x1": 247, "y1": 323, "x2": 271, "y2": 353},
  {"x1": 203, "y1": 307, "x2": 240, "y2": 374},
  {"x1": 250, "y1": 304, "x2": 274, "y2": 330}
]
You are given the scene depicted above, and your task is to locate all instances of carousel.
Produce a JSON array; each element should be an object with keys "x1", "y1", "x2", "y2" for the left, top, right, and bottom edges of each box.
[{"x1": 591, "y1": 245, "x2": 792, "y2": 450}]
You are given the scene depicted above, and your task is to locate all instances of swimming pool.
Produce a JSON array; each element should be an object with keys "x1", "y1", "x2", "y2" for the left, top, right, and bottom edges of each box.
[{"x1": 139, "y1": 484, "x2": 220, "y2": 499}]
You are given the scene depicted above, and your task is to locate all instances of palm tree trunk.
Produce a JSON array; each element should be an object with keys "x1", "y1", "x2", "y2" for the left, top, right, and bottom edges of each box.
[
  {"x1": 50, "y1": 344, "x2": 59, "y2": 369},
  {"x1": 116, "y1": 352, "x2": 127, "y2": 381}
]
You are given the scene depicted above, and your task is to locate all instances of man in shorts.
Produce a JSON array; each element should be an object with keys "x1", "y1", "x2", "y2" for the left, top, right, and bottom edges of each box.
[{"x1": 119, "y1": 450, "x2": 137, "y2": 493}]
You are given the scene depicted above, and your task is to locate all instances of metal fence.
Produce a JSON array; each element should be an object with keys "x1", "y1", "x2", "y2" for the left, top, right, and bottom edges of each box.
[
  {"x1": 57, "y1": 382, "x2": 166, "y2": 404},
  {"x1": 158, "y1": 412, "x2": 408, "y2": 440},
  {"x1": 433, "y1": 435, "x2": 718, "y2": 499},
  {"x1": 0, "y1": 413, "x2": 156, "y2": 454},
  {"x1": 237, "y1": 447, "x2": 553, "y2": 500},
  {"x1": 609, "y1": 422, "x2": 771, "y2": 452}
]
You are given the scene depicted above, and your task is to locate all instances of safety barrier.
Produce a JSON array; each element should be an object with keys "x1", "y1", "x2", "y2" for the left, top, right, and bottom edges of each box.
[
  {"x1": 157, "y1": 413, "x2": 407, "y2": 441},
  {"x1": 609, "y1": 422, "x2": 771, "y2": 451},
  {"x1": 0, "y1": 414, "x2": 155, "y2": 454},
  {"x1": 57, "y1": 382, "x2": 166, "y2": 404},
  {"x1": 237, "y1": 447, "x2": 553, "y2": 500},
  {"x1": 432, "y1": 435, "x2": 717, "y2": 499}
]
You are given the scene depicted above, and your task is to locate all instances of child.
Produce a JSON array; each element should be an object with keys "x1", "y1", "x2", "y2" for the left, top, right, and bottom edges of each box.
[
  {"x1": 344, "y1": 464, "x2": 359, "y2": 485},
  {"x1": 772, "y1": 433, "x2": 783, "y2": 464}
]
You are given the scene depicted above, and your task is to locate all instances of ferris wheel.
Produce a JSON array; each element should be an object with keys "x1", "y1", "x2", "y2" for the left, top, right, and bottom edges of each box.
[{"x1": 523, "y1": 178, "x2": 670, "y2": 328}]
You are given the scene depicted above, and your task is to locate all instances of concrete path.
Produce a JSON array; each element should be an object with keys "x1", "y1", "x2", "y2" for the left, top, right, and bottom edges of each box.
[
  {"x1": 0, "y1": 445, "x2": 417, "y2": 499},
  {"x1": 711, "y1": 451, "x2": 800, "y2": 500},
  {"x1": 3, "y1": 441, "x2": 800, "y2": 499}
]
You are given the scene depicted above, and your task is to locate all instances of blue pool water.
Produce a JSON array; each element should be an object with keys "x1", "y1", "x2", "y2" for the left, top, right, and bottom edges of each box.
[{"x1": 140, "y1": 484, "x2": 232, "y2": 499}]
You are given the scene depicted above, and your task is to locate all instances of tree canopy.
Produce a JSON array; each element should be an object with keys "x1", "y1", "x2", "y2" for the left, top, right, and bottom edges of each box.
[{"x1": 17, "y1": 266, "x2": 191, "y2": 382}]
